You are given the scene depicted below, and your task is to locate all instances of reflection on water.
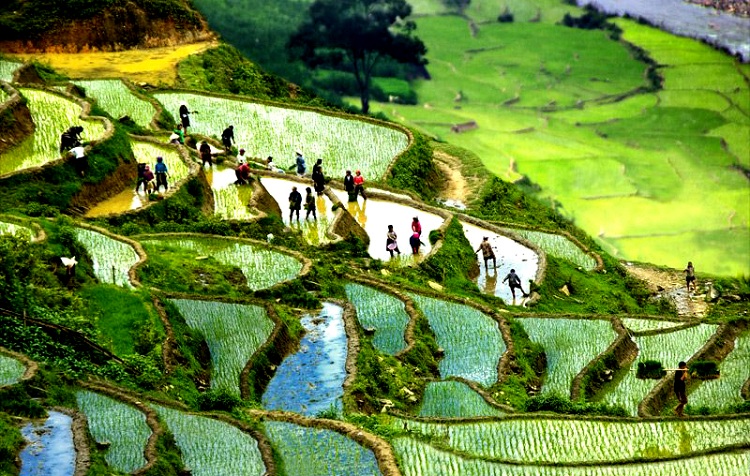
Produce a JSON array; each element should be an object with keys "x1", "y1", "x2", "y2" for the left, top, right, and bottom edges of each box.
[
  {"x1": 20, "y1": 411, "x2": 75, "y2": 476},
  {"x1": 462, "y1": 222, "x2": 539, "y2": 305},
  {"x1": 262, "y1": 302, "x2": 347, "y2": 416},
  {"x1": 86, "y1": 189, "x2": 148, "y2": 217},
  {"x1": 262, "y1": 176, "x2": 334, "y2": 245},
  {"x1": 332, "y1": 190, "x2": 446, "y2": 263},
  {"x1": 578, "y1": 0, "x2": 750, "y2": 61}
]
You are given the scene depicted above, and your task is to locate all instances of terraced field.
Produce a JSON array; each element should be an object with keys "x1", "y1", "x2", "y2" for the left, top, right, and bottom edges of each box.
[
  {"x1": 345, "y1": 283, "x2": 409, "y2": 355},
  {"x1": 73, "y1": 80, "x2": 156, "y2": 128},
  {"x1": 0, "y1": 354, "x2": 25, "y2": 386},
  {"x1": 74, "y1": 227, "x2": 139, "y2": 288}
]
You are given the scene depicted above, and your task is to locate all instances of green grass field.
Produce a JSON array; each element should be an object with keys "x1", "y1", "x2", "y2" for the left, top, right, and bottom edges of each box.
[{"x1": 369, "y1": 8, "x2": 750, "y2": 276}]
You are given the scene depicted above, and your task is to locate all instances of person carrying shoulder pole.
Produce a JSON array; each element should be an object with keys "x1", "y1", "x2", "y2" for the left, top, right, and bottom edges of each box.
[{"x1": 674, "y1": 361, "x2": 688, "y2": 417}]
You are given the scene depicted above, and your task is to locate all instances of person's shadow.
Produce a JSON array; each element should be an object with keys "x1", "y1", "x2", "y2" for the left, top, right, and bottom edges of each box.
[{"x1": 484, "y1": 268, "x2": 498, "y2": 295}]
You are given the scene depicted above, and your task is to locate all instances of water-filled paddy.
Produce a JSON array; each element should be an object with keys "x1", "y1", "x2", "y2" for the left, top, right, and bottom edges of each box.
[
  {"x1": 264, "y1": 421, "x2": 381, "y2": 476},
  {"x1": 154, "y1": 92, "x2": 408, "y2": 179},
  {"x1": 621, "y1": 318, "x2": 684, "y2": 334},
  {"x1": 419, "y1": 381, "x2": 504, "y2": 418},
  {"x1": 261, "y1": 176, "x2": 335, "y2": 245},
  {"x1": 689, "y1": 331, "x2": 750, "y2": 410},
  {"x1": 85, "y1": 140, "x2": 187, "y2": 217},
  {"x1": 0, "y1": 354, "x2": 25, "y2": 386},
  {"x1": 519, "y1": 318, "x2": 617, "y2": 397},
  {"x1": 262, "y1": 302, "x2": 347, "y2": 416},
  {"x1": 140, "y1": 236, "x2": 303, "y2": 291},
  {"x1": 409, "y1": 293, "x2": 505, "y2": 386},
  {"x1": 462, "y1": 222, "x2": 539, "y2": 304},
  {"x1": 74, "y1": 227, "x2": 138, "y2": 288},
  {"x1": 505, "y1": 227, "x2": 597, "y2": 270},
  {"x1": 206, "y1": 166, "x2": 256, "y2": 220},
  {"x1": 0, "y1": 89, "x2": 106, "y2": 176},
  {"x1": 153, "y1": 404, "x2": 266, "y2": 476},
  {"x1": 19, "y1": 411, "x2": 75, "y2": 476},
  {"x1": 332, "y1": 190, "x2": 446, "y2": 262},
  {"x1": 76, "y1": 390, "x2": 150, "y2": 473},
  {"x1": 600, "y1": 324, "x2": 717, "y2": 415},
  {"x1": 345, "y1": 282, "x2": 409, "y2": 355},
  {"x1": 170, "y1": 299, "x2": 274, "y2": 396}
]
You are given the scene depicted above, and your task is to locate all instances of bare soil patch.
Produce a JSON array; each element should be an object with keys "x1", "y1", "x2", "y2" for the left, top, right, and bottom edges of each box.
[{"x1": 624, "y1": 263, "x2": 709, "y2": 318}]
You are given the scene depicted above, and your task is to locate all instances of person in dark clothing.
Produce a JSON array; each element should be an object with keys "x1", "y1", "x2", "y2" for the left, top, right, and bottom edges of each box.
[
  {"x1": 154, "y1": 156, "x2": 169, "y2": 192},
  {"x1": 199, "y1": 141, "x2": 213, "y2": 168},
  {"x1": 142, "y1": 165, "x2": 155, "y2": 194},
  {"x1": 288, "y1": 186, "x2": 302, "y2": 222},
  {"x1": 235, "y1": 161, "x2": 250, "y2": 185},
  {"x1": 674, "y1": 361, "x2": 688, "y2": 417},
  {"x1": 386, "y1": 225, "x2": 401, "y2": 257},
  {"x1": 502, "y1": 269, "x2": 528, "y2": 300},
  {"x1": 221, "y1": 125, "x2": 234, "y2": 152},
  {"x1": 59, "y1": 126, "x2": 83, "y2": 153},
  {"x1": 135, "y1": 163, "x2": 147, "y2": 192},
  {"x1": 179, "y1": 102, "x2": 191, "y2": 132},
  {"x1": 409, "y1": 232, "x2": 422, "y2": 255},
  {"x1": 304, "y1": 187, "x2": 317, "y2": 220},
  {"x1": 343, "y1": 170, "x2": 355, "y2": 201},
  {"x1": 312, "y1": 159, "x2": 325, "y2": 195},
  {"x1": 295, "y1": 150, "x2": 306, "y2": 176},
  {"x1": 684, "y1": 261, "x2": 696, "y2": 293}
]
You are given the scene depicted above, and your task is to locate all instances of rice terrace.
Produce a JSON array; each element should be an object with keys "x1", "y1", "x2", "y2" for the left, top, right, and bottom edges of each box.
[{"x1": 0, "y1": 0, "x2": 747, "y2": 475}]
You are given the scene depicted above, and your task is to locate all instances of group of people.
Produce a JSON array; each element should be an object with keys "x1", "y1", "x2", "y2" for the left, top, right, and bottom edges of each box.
[
  {"x1": 135, "y1": 156, "x2": 169, "y2": 194},
  {"x1": 385, "y1": 216, "x2": 424, "y2": 257},
  {"x1": 476, "y1": 236, "x2": 529, "y2": 300},
  {"x1": 288, "y1": 186, "x2": 318, "y2": 222},
  {"x1": 59, "y1": 126, "x2": 87, "y2": 177}
]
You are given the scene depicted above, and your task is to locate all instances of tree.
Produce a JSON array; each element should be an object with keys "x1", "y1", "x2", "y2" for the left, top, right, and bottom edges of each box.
[{"x1": 289, "y1": 0, "x2": 427, "y2": 114}]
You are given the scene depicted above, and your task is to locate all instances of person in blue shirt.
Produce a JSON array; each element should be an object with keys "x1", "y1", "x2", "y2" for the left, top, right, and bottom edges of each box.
[
  {"x1": 154, "y1": 156, "x2": 169, "y2": 192},
  {"x1": 295, "y1": 150, "x2": 306, "y2": 176}
]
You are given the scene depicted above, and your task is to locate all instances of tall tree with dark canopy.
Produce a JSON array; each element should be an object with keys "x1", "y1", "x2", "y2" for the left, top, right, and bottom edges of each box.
[{"x1": 289, "y1": 0, "x2": 427, "y2": 114}]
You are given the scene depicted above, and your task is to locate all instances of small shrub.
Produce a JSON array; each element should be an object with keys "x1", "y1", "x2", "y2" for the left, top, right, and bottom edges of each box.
[
  {"x1": 636, "y1": 360, "x2": 665, "y2": 379},
  {"x1": 689, "y1": 360, "x2": 720, "y2": 379},
  {"x1": 197, "y1": 388, "x2": 243, "y2": 412}
]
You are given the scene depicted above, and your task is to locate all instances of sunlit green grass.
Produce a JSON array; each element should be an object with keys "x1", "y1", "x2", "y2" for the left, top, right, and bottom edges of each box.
[{"x1": 73, "y1": 80, "x2": 157, "y2": 128}]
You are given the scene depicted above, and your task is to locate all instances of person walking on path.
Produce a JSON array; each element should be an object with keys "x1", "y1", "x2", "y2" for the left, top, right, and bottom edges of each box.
[
  {"x1": 674, "y1": 361, "x2": 688, "y2": 417},
  {"x1": 386, "y1": 225, "x2": 401, "y2": 258},
  {"x1": 343, "y1": 170, "x2": 355, "y2": 201},
  {"x1": 411, "y1": 216, "x2": 422, "y2": 237},
  {"x1": 476, "y1": 236, "x2": 497, "y2": 269},
  {"x1": 312, "y1": 159, "x2": 325, "y2": 195},
  {"x1": 199, "y1": 140, "x2": 213, "y2": 168},
  {"x1": 353, "y1": 170, "x2": 367, "y2": 200},
  {"x1": 142, "y1": 165, "x2": 155, "y2": 194},
  {"x1": 179, "y1": 102, "x2": 191, "y2": 133},
  {"x1": 304, "y1": 187, "x2": 317, "y2": 220},
  {"x1": 221, "y1": 125, "x2": 235, "y2": 153},
  {"x1": 295, "y1": 150, "x2": 306, "y2": 176},
  {"x1": 289, "y1": 186, "x2": 302, "y2": 222},
  {"x1": 154, "y1": 156, "x2": 169, "y2": 192},
  {"x1": 684, "y1": 262, "x2": 696, "y2": 293},
  {"x1": 502, "y1": 268, "x2": 528, "y2": 300}
]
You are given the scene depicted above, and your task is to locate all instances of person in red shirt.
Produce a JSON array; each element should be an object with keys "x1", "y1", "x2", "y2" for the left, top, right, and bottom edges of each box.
[
  {"x1": 411, "y1": 216, "x2": 422, "y2": 237},
  {"x1": 235, "y1": 161, "x2": 250, "y2": 185},
  {"x1": 353, "y1": 170, "x2": 367, "y2": 200}
]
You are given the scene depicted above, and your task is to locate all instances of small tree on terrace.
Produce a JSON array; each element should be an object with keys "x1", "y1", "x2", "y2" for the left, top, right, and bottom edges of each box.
[{"x1": 289, "y1": 0, "x2": 427, "y2": 114}]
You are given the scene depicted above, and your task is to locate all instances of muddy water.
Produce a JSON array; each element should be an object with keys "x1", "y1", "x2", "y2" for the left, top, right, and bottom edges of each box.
[
  {"x1": 207, "y1": 165, "x2": 256, "y2": 220},
  {"x1": 20, "y1": 411, "x2": 75, "y2": 476},
  {"x1": 261, "y1": 176, "x2": 335, "y2": 245},
  {"x1": 85, "y1": 140, "x2": 188, "y2": 218},
  {"x1": 262, "y1": 302, "x2": 347, "y2": 416},
  {"x1": 462, "y1": 222, "x2": 539, "y2": 305},
  {"x1": 577, "y1": 0, "x2": 750, "y2": 61},
  {"x1": 332, "y1": 190, "x2": 446, "y2": 263}
]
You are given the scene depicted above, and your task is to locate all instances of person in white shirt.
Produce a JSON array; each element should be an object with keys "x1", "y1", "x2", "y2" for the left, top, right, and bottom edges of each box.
[{"x1": 69, "y1": 145, "x2": 87, "y2": 176}]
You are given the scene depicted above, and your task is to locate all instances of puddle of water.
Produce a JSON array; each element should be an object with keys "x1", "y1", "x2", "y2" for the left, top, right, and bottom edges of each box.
[
  {"x1": 577, "y1": 0, "x2": 750, "y2": 61},
  {"x1": 262, "y1": 302, "x2": 347, "y2": 416},
  {"x1": 20, "y1": 411, "x2": 75, "y2": 476},
  {"x1": 332, "y1": 190, "x2": 446, "y2": 262},
  {"x1": 207, "y1": 166, "x2": 256, "y2": 220},
  {"x1": 461, "y1": 222, "x2": 539, "y2": 305},
  {"x1": 261, "y1": 176, "x2": 334, "y2": 245}
]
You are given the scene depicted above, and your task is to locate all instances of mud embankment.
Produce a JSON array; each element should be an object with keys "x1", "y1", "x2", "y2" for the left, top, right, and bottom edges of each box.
[{"x1": 0, "y1": 83, "x2": 34, "y2": 155}]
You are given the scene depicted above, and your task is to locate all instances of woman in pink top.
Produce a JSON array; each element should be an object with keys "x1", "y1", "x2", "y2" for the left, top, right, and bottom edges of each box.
[
  {"x1": 411, "y1": 216, "x2": 422, "y2": 237},
  {"x1": 353, "y1": 170, "x2": 367, "y2": 200}
]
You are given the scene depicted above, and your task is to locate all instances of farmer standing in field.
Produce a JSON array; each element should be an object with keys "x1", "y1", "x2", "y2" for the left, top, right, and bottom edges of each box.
[
  {"x1": 343, "y1": 170, "x2": 355, "y2": 201},
  {"x1": 199, "y1": 140, "x2": 213, "y2": 168},
  {"x1": 353, "y1": 170, "x2": 367, "y2": 200},
  {"x1": 289, "y1": 186, "x2": 302, "y2": 222},
  {"x1": 312, "y1": 159, "x2": 325, "y2": 195},
  {"x1": 386, "y1": 225, "x2": 401, "y2": 258},
  {"x1": 154, "y1": 156, "x2": 169, "y2": 192},
  {"x1": 411, "y1": 216, "x2": 422, "y2": 237},
  {"x1": 295, "y1": 150, "x2": 306, "y2": 176},
  {"x1": 684, "y1": 261, "x2": 696, "y2": 293},
  {"x1": 221, "y1": 125, "x2": 234, "y2": 153},
  {"x1": 476, "y1": 236, "x2": 497, "y2": 269},
  {"x1": 502, "y1": 268, "x2": 528, "y2": 300},
  {"x1": 304, "y1": 187, "x2": 317, "y2": 220},
  {"x1": 179, "y1": 102, "x2": 191, "y2": 133},
  {"x1": 674, "y1": 361, "x2": 688, "y2": 417}
]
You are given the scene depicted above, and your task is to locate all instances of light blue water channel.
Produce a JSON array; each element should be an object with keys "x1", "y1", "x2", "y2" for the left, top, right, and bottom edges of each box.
[
  {"x1": 262, "y1": 302, "x2": 348, "y2": 416},
  {"x1": 20, "y1": 411, "x2": 75, "y2": 476}
]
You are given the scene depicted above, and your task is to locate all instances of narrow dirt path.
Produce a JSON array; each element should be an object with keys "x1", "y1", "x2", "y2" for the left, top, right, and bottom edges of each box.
[
  {"x1": 434, "y1": 150, "x2": 471, "y2": 205},
  {"x1": 623, "y1": 263, "x2": 709, "y2": 318}
]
